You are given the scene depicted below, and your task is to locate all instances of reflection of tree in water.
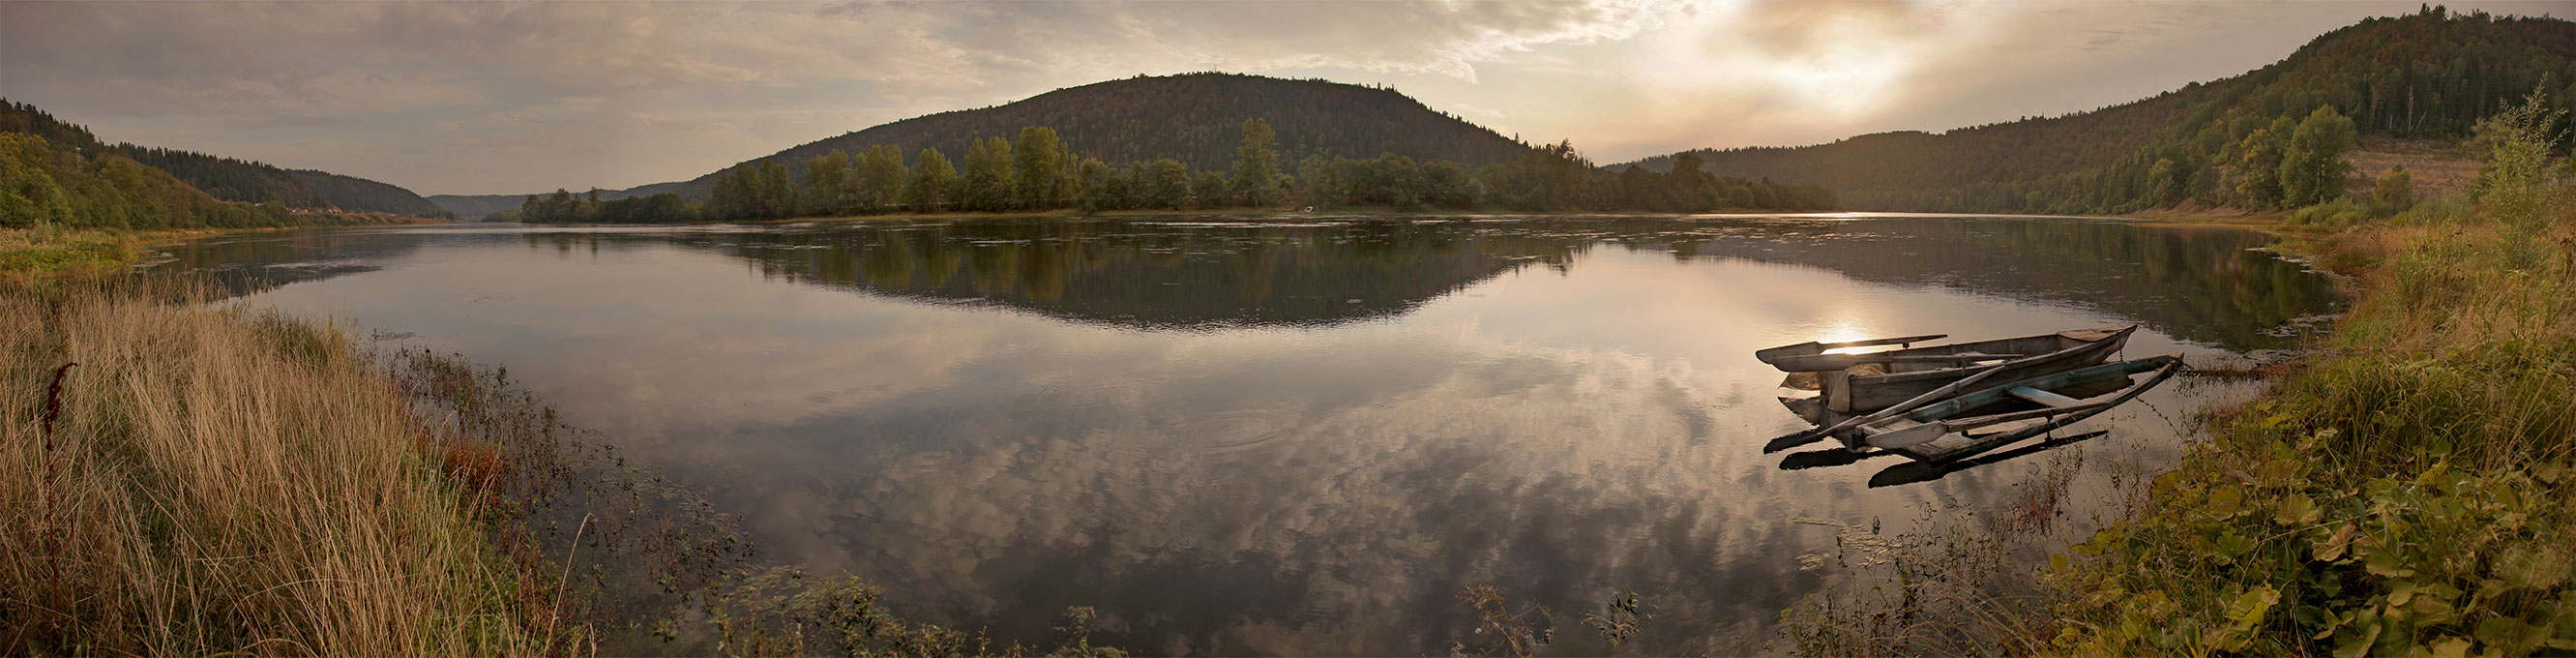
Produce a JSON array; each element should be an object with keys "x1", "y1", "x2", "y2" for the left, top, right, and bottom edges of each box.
[
  {"x1": 639, "y1": 216, "x2": 2333, "y2": 343},
  {"x1": 1647, "y1": 218, "x2": 2342, "y2": 351},
  {"x1": 152, "y1": 228, "x2": 433, "y2": 297},
  {"x1": 687, "y1": 218, "x2": 1594, "y2": 329},
  {"x1": 166, "y1": 218, "x2": 2334, "y2": 347}
]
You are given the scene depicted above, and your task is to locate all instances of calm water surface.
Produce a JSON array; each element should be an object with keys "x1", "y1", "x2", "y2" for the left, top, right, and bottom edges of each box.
[{"x1": 155, "y1": 214, "x2": 2341, "y2": 655}]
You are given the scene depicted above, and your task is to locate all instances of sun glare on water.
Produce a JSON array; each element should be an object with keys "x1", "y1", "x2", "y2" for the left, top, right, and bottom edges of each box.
[{"x1": 1817, "y1": 322, "x2": 1888, "y2": 354}]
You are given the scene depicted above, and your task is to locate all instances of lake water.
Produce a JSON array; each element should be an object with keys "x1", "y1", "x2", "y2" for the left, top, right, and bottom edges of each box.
[{"x1": 152, "y1": 214, "x2": 2341, "y2": 655}]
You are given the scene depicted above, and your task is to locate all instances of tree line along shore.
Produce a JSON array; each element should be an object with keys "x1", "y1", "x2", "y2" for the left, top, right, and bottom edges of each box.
[{"x1": 501, "y1": 119, "x2": 1841, "y2": 224}]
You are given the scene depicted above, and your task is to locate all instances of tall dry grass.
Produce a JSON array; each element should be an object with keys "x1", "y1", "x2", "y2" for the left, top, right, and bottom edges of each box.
[{"x1": 0, "y1": 281, "x2": 559, "y2": 654}]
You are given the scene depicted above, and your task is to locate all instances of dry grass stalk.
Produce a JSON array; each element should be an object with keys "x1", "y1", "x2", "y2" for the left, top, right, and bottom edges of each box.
[{"x1": 0, "y1": 282, "x2": 560, "y2": 655}]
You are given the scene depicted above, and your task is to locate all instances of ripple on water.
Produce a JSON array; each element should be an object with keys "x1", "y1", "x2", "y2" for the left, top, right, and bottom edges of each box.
[
  {"x1": 1029, "y1": 383, "x2": 1107, "y2": 411},
  {"x1": 901, "y1": 449, "x2": 960, "y2": 470},
  {"x1": 1179, "y1": 408, "x2": 1295, "y2": 452}
]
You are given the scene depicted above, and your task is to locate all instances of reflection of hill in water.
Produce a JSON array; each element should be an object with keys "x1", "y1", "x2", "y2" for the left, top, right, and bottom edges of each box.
[
  {"x1": 163, "y1": 217, "x2": 2338, "y2": 351},
  {"x1": 649, "y1": 218, "x2": 1588, "y2": 329},
  {"x1": 637, "y1": 216, "x2": 2333, "y2": 350},
  {"x1": 1649, "y1": 218, "x2": 2342, "y2": 350}
]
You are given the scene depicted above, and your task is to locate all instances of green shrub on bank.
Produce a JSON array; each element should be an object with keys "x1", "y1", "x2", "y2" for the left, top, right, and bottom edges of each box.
[
  {"x1": 0, "y1": 228, "x2": 131, "y2": 277},
  {"x1": 2397, "y1": 192, "x2": 2482, "y2": 226},
  {"x1": 2050, "y1": 350, "x2": 2576, "y2": 655},
  {"x1": 2043, "y1": 88, "x2": 2575, "y2": 657},
  {"x1": 2288, "y1": 196, "x2": 2380, "y2": 228}
]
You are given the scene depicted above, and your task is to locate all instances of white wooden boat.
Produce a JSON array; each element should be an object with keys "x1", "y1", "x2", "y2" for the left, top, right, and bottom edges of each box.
[{"x1": 1768, "y1": 325, "x2": 2138, "y2": 424}]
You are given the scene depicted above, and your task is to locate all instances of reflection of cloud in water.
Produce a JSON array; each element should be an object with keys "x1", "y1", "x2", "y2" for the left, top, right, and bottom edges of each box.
[
  {"x1": 163, "y1": 216, "x2": 2344, "y2": 655},
  {"x1": 699, "y1": 336, "x2": 1805, "y2": 653}
]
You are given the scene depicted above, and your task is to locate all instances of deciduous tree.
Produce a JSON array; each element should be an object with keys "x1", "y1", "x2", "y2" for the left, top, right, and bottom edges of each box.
[{"x1": 1230, "y1": 118, "x2": 1283, "y2": 207}]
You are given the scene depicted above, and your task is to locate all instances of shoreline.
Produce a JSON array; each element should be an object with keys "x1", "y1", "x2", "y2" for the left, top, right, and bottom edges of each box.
[
  {"x1": 492, "y1": 205, "x2": 2202, "y2": 228},
  {"x1": 1788, "y1": 185, "x2": 2575, "y2": 655},
  {"x1": 3, "y1": 216, "x2": 449, "y2": 281},
  {"x1": 2114, "y1": 205, "x2": 2294, "y2": 226},
  {"x1": 2048, "y1": 207, "x2": 2575, "y2": 654}
]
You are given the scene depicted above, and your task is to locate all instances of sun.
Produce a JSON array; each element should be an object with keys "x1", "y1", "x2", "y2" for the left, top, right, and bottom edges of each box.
[
  {"x1": 1636, "y1": 5, "x2": 1915, "y2": 120},
  {"x1": 1771, "y1": 43, "x2": 1908, "y2": 117}
]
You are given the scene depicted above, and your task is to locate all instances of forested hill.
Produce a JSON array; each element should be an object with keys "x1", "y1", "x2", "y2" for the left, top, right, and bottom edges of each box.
[
  {"x1": 616, "y1": 73, "x2": 1535, "y2": 203},
  {"x1": 2, "y1": 130, "x2": 426, "y2": 230},
  {"x1": 1, "y1": 101, "x2": 454, "y2": 219},
  {"x1": 281, "y1": 169, "x2": 454, "y2": 217},
  {"x1": 1621, "y1": 9, "x2": 2576, "y2": 214},
  {"x1": 423, "y1": 194, "x2": 528, "y2": 221}
]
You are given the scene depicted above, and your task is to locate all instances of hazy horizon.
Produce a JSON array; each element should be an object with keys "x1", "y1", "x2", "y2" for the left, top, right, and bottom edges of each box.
[{"x1": 3, "y1": 0, "x2": 2565, "y2": 195}]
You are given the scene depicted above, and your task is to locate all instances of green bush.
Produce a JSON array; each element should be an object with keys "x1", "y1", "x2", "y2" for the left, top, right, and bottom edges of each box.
[{"x1": 2289, "y1": 196, "x2": 2379, "y2": 228}]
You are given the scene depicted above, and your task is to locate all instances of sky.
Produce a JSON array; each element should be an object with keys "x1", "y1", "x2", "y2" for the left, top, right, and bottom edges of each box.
[{"x1": 2, "y1": 0, "x2": 2565, "y2": 195}]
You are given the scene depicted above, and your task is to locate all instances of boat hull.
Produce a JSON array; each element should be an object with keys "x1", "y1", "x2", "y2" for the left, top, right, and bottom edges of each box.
[
  {"x1": 1869, "y1": 355, "x2": 2185, "y2": 464},
  {"x1": 1776, "y1": 325, "x2": 2136, "y2": 423}
]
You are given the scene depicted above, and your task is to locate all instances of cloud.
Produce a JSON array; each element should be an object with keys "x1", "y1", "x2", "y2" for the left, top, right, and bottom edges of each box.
[
  {"x1": 3, "y1": 0, "x2": 1682, "y2": 193},
  {"x1": 3, "y1": 0, "x2": 2543, "y2": 192},
  {"x1": 10, "y1": 0, "x2": 1674, "y2": 112}
]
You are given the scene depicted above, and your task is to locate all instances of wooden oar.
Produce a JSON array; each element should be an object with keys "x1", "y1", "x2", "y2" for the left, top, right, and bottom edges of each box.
[
  {"x1": 1754, "y1": 333, "x2": 1947, "y2": 365},
  {"x1": 1779, "y1": 362, "x2": 2012, "y2": 451}
]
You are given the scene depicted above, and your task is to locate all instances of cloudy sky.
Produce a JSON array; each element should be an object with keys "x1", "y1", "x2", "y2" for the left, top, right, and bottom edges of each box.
[{"x1": 2, "y1": 0, "x2": 2562, "y2": 195}]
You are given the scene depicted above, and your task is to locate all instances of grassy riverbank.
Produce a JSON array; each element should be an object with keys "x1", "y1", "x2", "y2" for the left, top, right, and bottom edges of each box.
[
  {"x1": 0, "y1": 276, "x2": 1116, "y2": 655},
  {"x1": 2039, "y1": 98, "x2": 2576, "y2": 655},
  {"x1": 0, "y1": 228, "x2": 188, "y2": 280},
  {"x1": 0, "y1": 280, "x2": 576, "y2": 654},
  {"x1": 2, "y1": 218, "x2": 438, "y2": 281},
  {"x1": 1784, "y1": 100, "x2": 2574, "y2": 656},
  {"x1": 2045, "y1": 200, "x2": 2575, "y2": 655}
]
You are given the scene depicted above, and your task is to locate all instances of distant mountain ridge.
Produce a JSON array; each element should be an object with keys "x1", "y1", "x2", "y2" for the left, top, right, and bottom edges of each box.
[
  {"x1": 431, "y1": 73, "x2": 1541, "y2": 216},
  {"x1": 1, "y1": 100, "x2": 454, "y2": 219},
  {"x1": 1616, "y1": 9, "x2": 2576, "y2": 214}
]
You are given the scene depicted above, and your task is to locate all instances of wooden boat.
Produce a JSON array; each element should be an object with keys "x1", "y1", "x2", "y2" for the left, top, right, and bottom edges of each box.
[
  {"x1": 1845, "y1": 355, "x2": 2183, "y2": 463},
  {"x1": 1769, "y1": 325, "x2": 2137, "y2": 425}
]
